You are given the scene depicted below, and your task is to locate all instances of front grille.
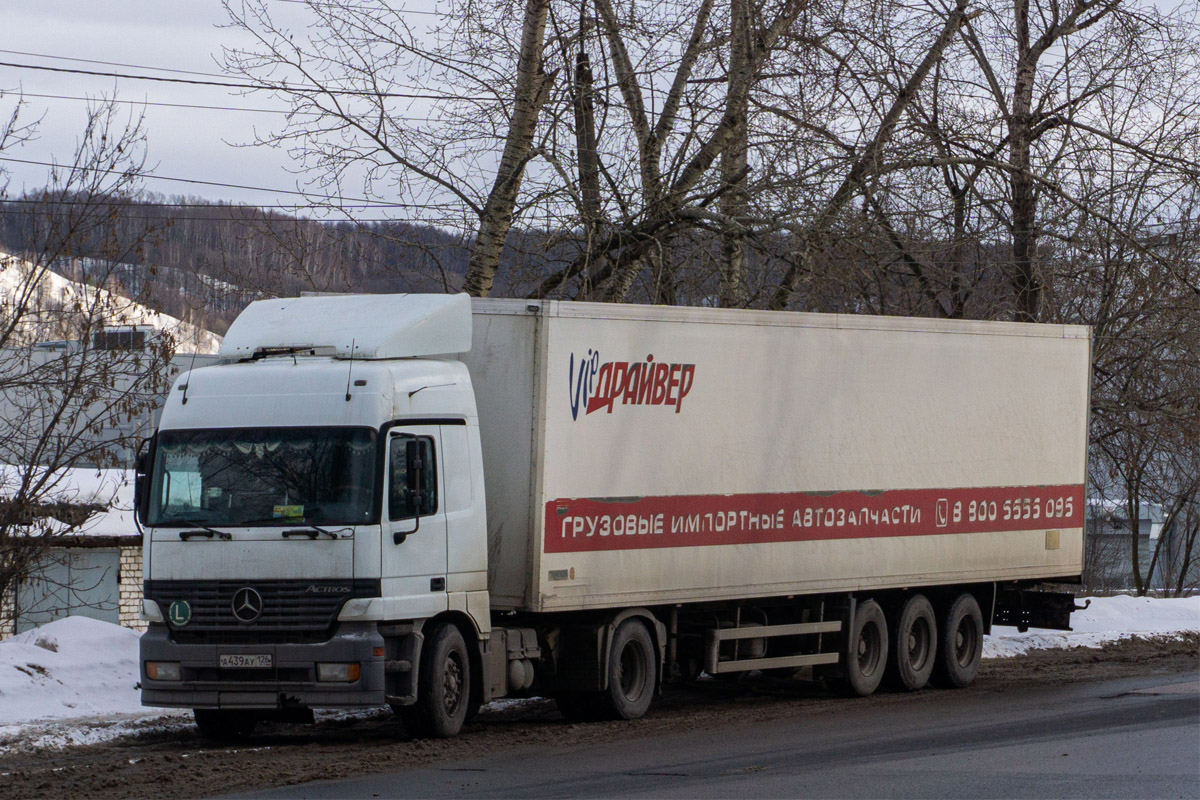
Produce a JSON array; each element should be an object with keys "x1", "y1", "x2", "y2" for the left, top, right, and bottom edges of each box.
[
  {"x1": 185, "y1": 667, "x2": 313, "y2": 683},
  {"x1": 146, "y1": 578, "x2": 380, "y2": 644}
]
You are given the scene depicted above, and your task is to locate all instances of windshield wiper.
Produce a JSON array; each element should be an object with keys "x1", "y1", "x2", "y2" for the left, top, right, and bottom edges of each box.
[
  {"x1": 179, "y1": 524, "x2": 233, "y2": 541},
  {"x1": 282, "y1": 524, "x2": 341, "y2": 540}
]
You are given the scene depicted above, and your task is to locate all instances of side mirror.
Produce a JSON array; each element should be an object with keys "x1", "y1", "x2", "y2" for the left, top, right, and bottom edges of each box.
[
  {"x1": 393, "y1": 439, "x2": 426, "y2": 545},
  {"x1": 405, "y1": 439, "x2": 427, "y2": 514},
  {"x1": 134, "y1": 436, "x2": 154, "y2": 524}
]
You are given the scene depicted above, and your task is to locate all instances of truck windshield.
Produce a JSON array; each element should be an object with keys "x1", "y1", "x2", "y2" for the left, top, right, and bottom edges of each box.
[{"x1": 147, "y1": 427, "x2": 378, "y2": 527}]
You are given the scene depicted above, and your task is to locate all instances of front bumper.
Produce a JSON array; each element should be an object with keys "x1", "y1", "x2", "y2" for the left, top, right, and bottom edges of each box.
[{"x1": 140, "y1": 622, "x2": 386, "y2": 709}]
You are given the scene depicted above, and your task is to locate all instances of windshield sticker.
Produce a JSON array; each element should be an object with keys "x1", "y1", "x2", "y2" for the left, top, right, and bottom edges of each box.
[{"x1": 273, "y1": 504, "x2": 304, "y2": 520}]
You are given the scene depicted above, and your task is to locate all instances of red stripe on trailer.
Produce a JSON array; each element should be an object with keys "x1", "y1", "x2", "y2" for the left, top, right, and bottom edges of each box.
[{"x1": 544, "y1": 485, "x2": 1084, "y2": 553}]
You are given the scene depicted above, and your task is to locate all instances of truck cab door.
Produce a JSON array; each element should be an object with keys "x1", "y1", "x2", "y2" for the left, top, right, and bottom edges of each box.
[{"x1": 382, "y1": 428, "x2": 448, "y2": 605}]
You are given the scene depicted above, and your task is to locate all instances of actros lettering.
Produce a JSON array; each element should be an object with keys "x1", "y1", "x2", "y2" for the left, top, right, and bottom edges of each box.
[{"x1": 568, "y1": 350, "x2": 696, "y2": 420}]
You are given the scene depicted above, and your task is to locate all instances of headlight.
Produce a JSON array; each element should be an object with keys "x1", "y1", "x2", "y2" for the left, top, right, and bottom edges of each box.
[
  {"x1": 316, "y1": 663, "x2": 361, "y2": 682},
  {"x1": 141, "y1": 599, "x2": 164, "y2": 623},
  {"x1": 145, "y1": 661, "x2": 181, "y2": 681},
  {"x1": 337, "y1": 598, "x2": 373, "y2": 620}
]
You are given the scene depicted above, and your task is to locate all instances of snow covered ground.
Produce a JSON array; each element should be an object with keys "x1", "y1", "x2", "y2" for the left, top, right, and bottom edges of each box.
[{"x1": 1, "y1": 596, "x2": 1196, "y2": 752}]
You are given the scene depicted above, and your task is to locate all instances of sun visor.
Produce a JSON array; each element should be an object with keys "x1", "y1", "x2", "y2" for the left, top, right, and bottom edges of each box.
[{"x1": 219, "y1": 293, "x2": 473, "y2": 360}]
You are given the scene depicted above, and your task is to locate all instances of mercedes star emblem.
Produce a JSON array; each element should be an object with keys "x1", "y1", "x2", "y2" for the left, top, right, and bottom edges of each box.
[{"x1": 231, "y1": 587, "x2": 264, "y2": 623}]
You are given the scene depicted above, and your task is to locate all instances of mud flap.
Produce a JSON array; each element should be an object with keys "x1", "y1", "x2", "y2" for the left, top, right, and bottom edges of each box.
[{"x1": 994, "y1": 588, "x2": 1085, "y2": 632}]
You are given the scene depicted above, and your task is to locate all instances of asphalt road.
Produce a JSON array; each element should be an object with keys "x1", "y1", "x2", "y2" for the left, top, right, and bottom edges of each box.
[{"x1": 242, "y1": 673, "x2": 1200, "y2": 799}]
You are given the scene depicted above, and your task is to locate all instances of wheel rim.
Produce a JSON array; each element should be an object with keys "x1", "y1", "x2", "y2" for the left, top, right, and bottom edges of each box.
[
  {"x1": 907, "y1": 616, "x2": 932, "y2": 671},
  {"x1": 442, "y1": 652, "x2": 464, "y2": 715},
  {"x1": 857, "y1": 621, "x2": 881, "y2": 677},
  {"x1": 618, "y1": 640, "x2": 647, "y2": 701},
  {"x1": 954, "y1": 616, "x2": 978, "y2": 668}
]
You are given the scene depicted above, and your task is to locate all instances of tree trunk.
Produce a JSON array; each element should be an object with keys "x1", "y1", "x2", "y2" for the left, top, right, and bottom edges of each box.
[
  {"x1": 463, "y1": 0, "x2": 554, "y2": 297},
  {"x1": 1128, "y1": 482, "x2": 1145, "y2": 596},
  {"x1": 719, "y1": 0, "x2": 752, "y2": 308},
  {"x1": 573, "y1": 48, "x2": 605, "y2": 299},
  {"x1": 1008, "y1": 0, "x2": 1042, "y2": 322}
]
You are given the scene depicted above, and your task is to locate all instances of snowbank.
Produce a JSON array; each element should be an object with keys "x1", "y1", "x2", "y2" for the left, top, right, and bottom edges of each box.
[
  {"x1": 0, "y1": 617, "x2": 147, "y2": 727},
  {"x1": 1, "y1": 596, "x2": 1196, "y2": 751}
]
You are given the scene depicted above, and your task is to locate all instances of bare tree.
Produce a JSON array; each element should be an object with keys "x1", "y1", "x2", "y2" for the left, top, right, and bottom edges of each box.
[{"x1": 0, "y1": 97, "x2": 175, "y2": 628}]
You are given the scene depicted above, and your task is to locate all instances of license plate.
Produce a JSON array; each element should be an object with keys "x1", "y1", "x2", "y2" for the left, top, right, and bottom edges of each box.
[{"x1": 219, "y1": 654, "x2": 273, "y2": 669}]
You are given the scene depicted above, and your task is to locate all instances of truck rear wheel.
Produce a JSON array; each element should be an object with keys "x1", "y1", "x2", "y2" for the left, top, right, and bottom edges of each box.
[
  {"x1": 193, "y1": 709, "x2": 257, "y2": 742},
  {"x1": 603, "y1": 619, "x2": 656, "y2": 720},
  {"x1": 554, "y1": 620, "x2": 656, "y2": 722},
  {"x1": 887, "y1": 593, "x2": 936, "y2": 691},
  {"x1": 402, "y1": 623, "x2": 471, "y2": 738},
  {"x1": 839, "y1": 599, "x2": 888, "y2": 697},
  {"x1": 933, "y1": 592, "x2": 983, "y2": 688}
]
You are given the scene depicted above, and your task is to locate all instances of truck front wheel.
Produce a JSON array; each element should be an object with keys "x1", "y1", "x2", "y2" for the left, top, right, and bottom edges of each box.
[
  {"x1": 403, "y1": 623, "x2": 471, "y2": 738},
  {"x1": 839, "y1": 599, "x2": 888, "y2": 697},
  {"x1": 933, "y1": 593, "x2": 983, "y2": 688}
]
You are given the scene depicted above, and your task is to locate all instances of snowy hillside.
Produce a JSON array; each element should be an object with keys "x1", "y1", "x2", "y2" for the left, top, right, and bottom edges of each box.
[{"x1": 0, "y1": 251, "x2": 221, "y2": 354}]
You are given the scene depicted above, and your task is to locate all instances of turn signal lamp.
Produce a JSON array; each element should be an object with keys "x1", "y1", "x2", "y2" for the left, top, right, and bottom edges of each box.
[{"x1": 145, "y1": 661, "x2": 181, "y2": 681}]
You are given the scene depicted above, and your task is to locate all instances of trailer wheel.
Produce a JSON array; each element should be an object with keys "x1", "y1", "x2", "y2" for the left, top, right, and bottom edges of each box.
[
  {"x1": 933, "y1": 593, "x2": 984, "y2": 689},
  {"x1": 601, "y1": 619, "x2": 657, "y2": 720},
  {"x1": 839, "y1": 599, "x2": 888, "y2": 697},
  {"x1": 193, "y1": 709, "x2": 257, "y2": 742},
  {"x1": 402, "y1": 623, "x2": 471, "y2": 738},
  {"x1": 887, "y1": 594, "x2": 937, "y2": 691}
]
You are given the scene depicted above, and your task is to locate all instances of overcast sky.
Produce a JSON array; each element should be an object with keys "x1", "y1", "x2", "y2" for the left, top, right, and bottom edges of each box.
[{"x1": 0, "y1": 0, "x2": 412, "y2": 211}]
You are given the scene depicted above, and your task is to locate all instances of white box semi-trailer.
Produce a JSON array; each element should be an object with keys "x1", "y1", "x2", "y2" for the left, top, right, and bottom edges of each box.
[
  {"x1": 469, "y1": 300, "x2": 1089, "y2": 612},
  {"x1": 136, "y1": 295, "x2": 1090, "y2": 741}
]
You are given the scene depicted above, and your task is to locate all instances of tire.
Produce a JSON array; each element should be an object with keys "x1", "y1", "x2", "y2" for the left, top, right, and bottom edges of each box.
[
  {"x1": 839, "y1": 599, "x2": 888, "y2": 697},
  {"x1": 886, "y1": 594, "x2": 937, "y2": 692},
  {"x1": 402, "y1": 623, "x2": 471, "y2": 738},
  {"x1": 193, "y1": 709, "x2": 257, "y2": 742},
  {"x1": 604, "y1": 619, "x2": 657, "y2": 720},
  {"x1": 555, "y1": 620, "x2": 657, "y2": 723},
  {"x1": 932, "y1": 593, "x2": 984, "y2": 689}
]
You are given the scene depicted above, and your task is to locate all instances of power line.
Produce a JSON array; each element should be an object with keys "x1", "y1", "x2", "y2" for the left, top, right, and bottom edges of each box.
[
  {"x1": 0, "y1": 197, "x2": 459, "y2": 211},
  {"x1": 0, "y1": 49, "x2": 459, "y2": 97},
  {"x1": 0, "y1": 210, "x2": 470, "y2": 227},
  {"x1": 0, "y1": 154, "x2": 400, "y2": 205},
  {"x1": 0, "y1": 49, "x2": 228, "y2": 79},
  {"x1": 267, "y1": 0, "x2": 445, "y2": 13},
  {"x1": 0, "y1": 60, "x2": 490, "y2": 101},
  {"x1": 12, "y1": 90, "x2": 440, "y2": 121}
]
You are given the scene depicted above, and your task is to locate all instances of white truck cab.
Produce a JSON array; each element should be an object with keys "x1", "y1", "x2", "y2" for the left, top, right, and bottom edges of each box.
[{"x1": 139, "y1": 295, "x2": 509, "y2": 739}]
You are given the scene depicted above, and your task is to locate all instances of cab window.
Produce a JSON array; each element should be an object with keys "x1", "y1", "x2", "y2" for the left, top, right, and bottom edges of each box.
[{"x1": 389, "y1": 434, "x2": 437, "y2": 520}]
